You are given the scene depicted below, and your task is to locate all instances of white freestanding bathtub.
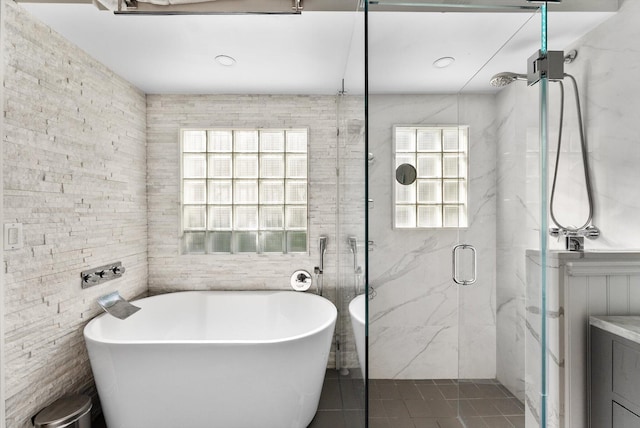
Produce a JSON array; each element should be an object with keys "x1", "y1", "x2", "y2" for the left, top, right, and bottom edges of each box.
[
  {"x1": 349, "y1": 294, "x2": 366, "y2": 373},
  {"x1": 84, "y1": 291, "x2": 337, "y2": 428}
]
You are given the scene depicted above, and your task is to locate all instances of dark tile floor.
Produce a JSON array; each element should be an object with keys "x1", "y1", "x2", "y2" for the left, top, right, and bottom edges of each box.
[
  {"x1": 309, "y1": 369, "x2": 366, "y2": 428},
  {"x1": 369, "y1": 379, "x2": 525, "y2": 428},
  {"x1": 92, "y1": 374, "x2": 522, "y2": 428},
  {"x1": 93, "y1": 413, "x2": 106, "y2": 428}
]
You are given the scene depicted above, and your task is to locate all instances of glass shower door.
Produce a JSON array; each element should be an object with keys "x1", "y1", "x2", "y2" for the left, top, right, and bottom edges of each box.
[
  {"x1": 365, "y1": 2, "x2": 548, "y2": 427},
  {"x1": 332, "y1": 5, "x2": 366, "y2": 428}
]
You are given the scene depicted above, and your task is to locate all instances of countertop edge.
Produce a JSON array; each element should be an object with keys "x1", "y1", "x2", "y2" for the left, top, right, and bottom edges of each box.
[{"x1": 590, "y1": 315, "x2": 640, "y2": 345}]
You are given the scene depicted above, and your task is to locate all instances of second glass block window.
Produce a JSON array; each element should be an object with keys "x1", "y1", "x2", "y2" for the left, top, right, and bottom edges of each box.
[
  {"x1": 394, "y1": 126, "x2": 468, "y2": 228},
  {"x1": 182, "y1": 129, "x2": 308, "y2": 253}
]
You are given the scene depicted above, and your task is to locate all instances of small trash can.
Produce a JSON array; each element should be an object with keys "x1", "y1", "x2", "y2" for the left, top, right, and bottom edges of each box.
[{"x1": 34, "y1": 395, "x2": 92, "y2": 428}]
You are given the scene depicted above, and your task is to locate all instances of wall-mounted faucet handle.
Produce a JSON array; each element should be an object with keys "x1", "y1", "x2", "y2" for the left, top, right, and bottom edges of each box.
[
  {"x1": 82, "y1": 273, "x2": 97, "y2": 284},
  {"x1": 314, "y1": 266, "x2": 322, "y2": 275},
  {"x1": 291, "y1": 270, "x2": 312, "y2": 292},
  {"x1": 111, "y1": 265, "x2": 125, "y2": 275},
  {"x1": 584, "y1": 225, "x2": 600, "y2": 239},
  {"x1": 81, "y1": 261, "x2": 125, "y2": 289}
]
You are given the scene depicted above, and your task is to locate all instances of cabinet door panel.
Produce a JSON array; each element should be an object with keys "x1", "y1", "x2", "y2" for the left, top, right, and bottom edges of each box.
[
  {"x1": 613, "y1": 402, "x2": 640, "y2": 428},
  {"x1": 613, "y1": 340, "x2": 640, "y2": 408}
]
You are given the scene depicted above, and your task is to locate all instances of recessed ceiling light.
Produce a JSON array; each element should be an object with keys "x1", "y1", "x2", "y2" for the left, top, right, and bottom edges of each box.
[
  {"x1": 215, "y1": 55, "x2": 236, "y2": 66},
  {"x1": 433, "y1": 56, "x2": 455, "y2": 69}
]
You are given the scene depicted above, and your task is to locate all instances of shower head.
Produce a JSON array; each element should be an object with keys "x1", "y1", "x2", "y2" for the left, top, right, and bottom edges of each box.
[
  {"x1": 319, "y1": 236, "x2": 327, "y2": 256},
  {"x1": 489, "y1": 72, "x2": 527, "y2": 87}
]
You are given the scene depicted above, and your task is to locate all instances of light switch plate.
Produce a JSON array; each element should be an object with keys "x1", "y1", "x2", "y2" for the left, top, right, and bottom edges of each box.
[{"x1": 4, "y1": 223, "x2": 23, "y2": 250}]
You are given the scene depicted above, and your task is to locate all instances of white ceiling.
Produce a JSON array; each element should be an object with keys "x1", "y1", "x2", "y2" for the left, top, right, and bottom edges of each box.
[{"x1": 20, "y1": 2, "x2": 615, "y2": 94}]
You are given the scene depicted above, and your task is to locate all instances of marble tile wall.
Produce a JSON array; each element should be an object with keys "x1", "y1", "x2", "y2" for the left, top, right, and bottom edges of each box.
[
  {"x1": 2, "y1": 2, "x2": 148, "y2": 427},
  {"x1": 495, "y1": 0, "x2": 640, "y2": 411},
  {"x1": 544, "y1": 0, "x2": 640, "y2": 251},
  {"x1": 495, "y1": 81, "x2": 539, "y2": 401},
  {"x1": 368, "y1": 94, "x2": 497, "y2": 380}
]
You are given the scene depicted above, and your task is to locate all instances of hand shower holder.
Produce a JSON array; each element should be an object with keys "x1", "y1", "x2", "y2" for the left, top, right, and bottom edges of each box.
[
  {"x1": 314, "y1": 236, "x2": 328, "y2": 296},
  {"x1": 527, "y1": 50, "x2": 565, "y2": 86}
]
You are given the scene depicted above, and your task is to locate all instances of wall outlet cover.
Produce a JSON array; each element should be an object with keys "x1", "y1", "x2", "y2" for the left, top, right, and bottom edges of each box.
[{"x1": 4, "y1": 223, "x2": 24, "y2": 250}]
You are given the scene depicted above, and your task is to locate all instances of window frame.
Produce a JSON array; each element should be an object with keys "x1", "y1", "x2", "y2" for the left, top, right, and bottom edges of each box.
[
  {"x1": 392, "y1": 124, "x2": 470, "y2": 230},
  {"x1": 180, "y1": 127, "x2": 310, "y2": 254}
]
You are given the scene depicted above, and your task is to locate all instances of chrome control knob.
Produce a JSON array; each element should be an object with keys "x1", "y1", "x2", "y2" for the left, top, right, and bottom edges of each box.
[{"x1": 111, "y1": 265, "x2": 125, "y2": 275}]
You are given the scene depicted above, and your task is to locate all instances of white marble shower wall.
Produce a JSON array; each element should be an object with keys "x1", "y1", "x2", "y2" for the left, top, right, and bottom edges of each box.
[
  {"x1": 495, "y1": 0, "x2": 640, "y2": 405},
  {"x1": 495, "y1": 81, "x2": 540, "y2": 401},
  {"x1": 368, "y1": 94, "x2": 497, "y2": 380},
  {"x1": 544, "y1": 0, "x2": 640, "y2": 251}
]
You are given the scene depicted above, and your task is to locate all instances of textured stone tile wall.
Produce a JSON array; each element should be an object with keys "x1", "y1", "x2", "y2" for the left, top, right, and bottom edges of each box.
[
  {"x1": 147, "y1": 94, "x2": 364, "y2": 369},
  {"x1": 3, "y1": 2, "x2": 148, "y2": 426},
  {"x1": 146, "y1": 94, "x2": 336, "y2": 291}
]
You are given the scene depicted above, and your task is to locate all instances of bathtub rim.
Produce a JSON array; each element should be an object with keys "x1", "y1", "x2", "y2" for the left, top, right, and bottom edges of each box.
[
  {"x1": 349, "y1": 293, "x2": 365, "y2": 326},
  {"x1": 84, "y1": 290, "x2": 337, "y2": 346}
]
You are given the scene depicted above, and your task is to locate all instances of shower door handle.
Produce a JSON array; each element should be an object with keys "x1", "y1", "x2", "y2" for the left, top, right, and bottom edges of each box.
[{"x1": 452, "y1": 244, "x2": 477, "y2": 286}]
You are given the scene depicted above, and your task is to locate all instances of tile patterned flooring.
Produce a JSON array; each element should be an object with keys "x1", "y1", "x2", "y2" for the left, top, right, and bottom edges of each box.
[
  {"x1": 369, "y1": 378, "x2": 525, "y2": 428},
  {"x1": 91, "y1": 373, "x2": 523, "y2": 428},
  {"x1": 309, "y1": 369, "x2": 366, "y2": 428}
]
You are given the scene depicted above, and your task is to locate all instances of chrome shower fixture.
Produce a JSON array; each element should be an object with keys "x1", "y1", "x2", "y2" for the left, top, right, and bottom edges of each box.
[
  {"x1": 548, "y1": 73, "x2": 599, "y2": 249},
  {"x1": 348, "y1": 236, "x2": 357, "y2": 256},
  {"x1": 490, "y1": 50, "x2": 578, "y2": 88},
  {"x1": 492, "y1": 49, "x2": 598, "y2": 250},
  {"x1": 314, "y1": 236, "x2": 327, "y2": 296},
  {"x1": 318, "y1": 236, "x2": 327, "y2": 274},
  {"x1": 348, "y1": 236, "x2": 358, "y2": 273},
  {"x1": 564, "y1": 49, "x2": 578, "y2": 64},
  {"x1": 489, "y1": 72, "x2": 527, "y2": 87}
]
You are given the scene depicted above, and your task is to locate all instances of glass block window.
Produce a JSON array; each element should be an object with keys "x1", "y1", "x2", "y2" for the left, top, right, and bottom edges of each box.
[
  {"x1": 394, "y1": 126, "x2": 468, "y2": 228},
  {"x1": 181, "y1": 129, "x2": 308, "y2": 254}
]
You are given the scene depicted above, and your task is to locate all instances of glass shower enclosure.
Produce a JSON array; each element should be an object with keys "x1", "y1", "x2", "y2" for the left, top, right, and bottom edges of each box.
[{"x1": 364, "y1": 1, "x2": 550, "y2": 427}]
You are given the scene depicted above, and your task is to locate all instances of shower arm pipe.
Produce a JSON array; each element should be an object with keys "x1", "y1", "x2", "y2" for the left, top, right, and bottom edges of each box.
[{"x1": 549, "y1": 73, "x2": 595, "y2": 232}]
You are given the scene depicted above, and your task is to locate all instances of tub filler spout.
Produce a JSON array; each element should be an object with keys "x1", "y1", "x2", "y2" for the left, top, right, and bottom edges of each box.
[{"x1": 97, "y1": 291, "x2": 141, "y2": 320}]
